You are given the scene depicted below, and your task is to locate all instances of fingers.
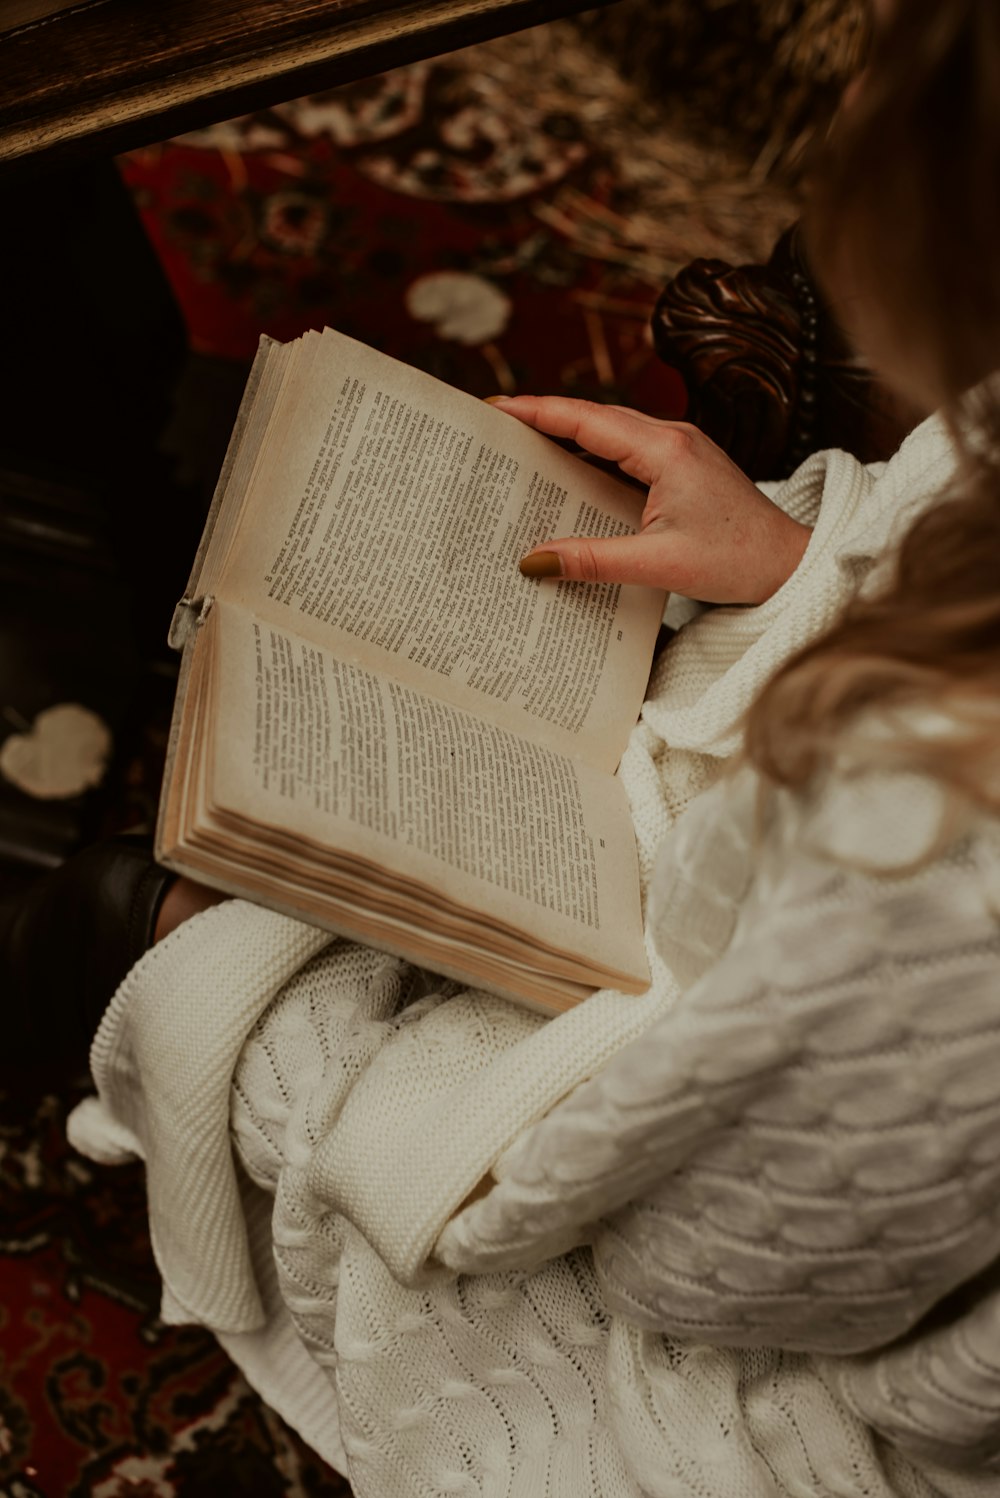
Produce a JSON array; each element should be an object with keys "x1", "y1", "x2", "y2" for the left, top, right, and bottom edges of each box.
[
  {"x1": 519, "y1": 533, "x2": 673, "y2": 589},
  {"x1": 488, "y1": 395, "x2": 689, "y2": 487}
]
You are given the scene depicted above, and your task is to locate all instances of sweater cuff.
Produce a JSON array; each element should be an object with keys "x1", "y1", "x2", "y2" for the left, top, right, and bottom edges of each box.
[{"x1": 758, "y1": 457, "x2": 827, "y2": 528}]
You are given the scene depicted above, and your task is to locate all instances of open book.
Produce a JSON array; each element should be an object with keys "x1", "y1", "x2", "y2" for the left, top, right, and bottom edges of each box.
[{"x1": 157, "y1": 328, "x2": 666, "y2": 1012}]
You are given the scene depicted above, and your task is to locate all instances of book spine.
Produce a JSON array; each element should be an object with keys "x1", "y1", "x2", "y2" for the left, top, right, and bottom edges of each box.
[{"x1": 167, "y1": 333, "x2": 278, "y2": 653}]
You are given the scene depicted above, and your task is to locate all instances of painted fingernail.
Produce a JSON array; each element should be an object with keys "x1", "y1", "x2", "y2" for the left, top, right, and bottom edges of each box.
[
  {"x1": 484, "y1": 394, "x2": 515, "y2": 406},
  {"x1": 519, "y1": 551, "x2": 563, "y2": 578}
]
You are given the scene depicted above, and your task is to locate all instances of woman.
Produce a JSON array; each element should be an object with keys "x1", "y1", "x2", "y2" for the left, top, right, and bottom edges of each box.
[{"x1": 9, "y1": 0, "x2": 1000, "y2": 1491}]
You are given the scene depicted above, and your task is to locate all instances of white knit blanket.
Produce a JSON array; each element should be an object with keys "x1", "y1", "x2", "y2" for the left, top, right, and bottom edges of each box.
[{"x1": 70, "y1": 415, "x2": 1000, "y2": 1497}]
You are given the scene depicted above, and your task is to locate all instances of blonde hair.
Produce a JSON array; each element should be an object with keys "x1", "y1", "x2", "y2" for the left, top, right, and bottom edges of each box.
[{"x1": 744, "y1": 0, "x2": 1000, "y2": 811}]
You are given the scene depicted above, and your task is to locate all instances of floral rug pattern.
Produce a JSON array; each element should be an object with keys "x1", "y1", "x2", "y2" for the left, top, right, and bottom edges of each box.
[
  {"x1": 0, "y1": 1073, "x2": 349, "y2": 1496},
  {"x1": 116, "y1": 29, "x2": 717, "y2": 414}
]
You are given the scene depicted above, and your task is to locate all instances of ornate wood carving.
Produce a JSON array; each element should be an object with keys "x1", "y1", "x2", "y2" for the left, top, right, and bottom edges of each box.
[{"x1": 652, "y1": 226, "x2": 917, "y2": 478}]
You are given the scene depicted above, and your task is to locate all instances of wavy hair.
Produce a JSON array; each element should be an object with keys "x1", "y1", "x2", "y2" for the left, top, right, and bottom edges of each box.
[{"x1": 744, "y1": 0, "x2": 1000, "y2": 809}]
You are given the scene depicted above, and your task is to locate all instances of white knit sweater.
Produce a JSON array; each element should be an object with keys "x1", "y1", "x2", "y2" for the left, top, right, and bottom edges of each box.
[{"x1": 70, "y1": 413, "x2": 1000, "y2": 1498}]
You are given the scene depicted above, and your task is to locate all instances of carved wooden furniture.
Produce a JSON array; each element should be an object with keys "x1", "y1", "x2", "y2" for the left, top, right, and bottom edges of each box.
[{"x1": 652, "y1": 225, "x2": 918, "y2": 480}]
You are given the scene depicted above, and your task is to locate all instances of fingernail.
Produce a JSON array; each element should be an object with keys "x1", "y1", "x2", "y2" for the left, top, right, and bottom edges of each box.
[
  {"x1": 484, "y1": 394, "x2": 514, "y2": 406},
  {"x1": 519, "y1": 550, "x2": 563, "y2": 578}
]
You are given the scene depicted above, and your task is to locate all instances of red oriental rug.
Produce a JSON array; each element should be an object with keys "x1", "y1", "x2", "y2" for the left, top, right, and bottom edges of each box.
[
  {"x1": 114, "y1": 26, "x2": 757, "y2": 414},
  {"x1": 0, "y1": 1072, "x2": 347, "y2": 1497}
]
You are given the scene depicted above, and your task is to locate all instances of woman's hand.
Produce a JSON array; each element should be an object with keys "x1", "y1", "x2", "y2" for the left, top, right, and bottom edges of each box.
[{"x1": 493, "y1": 396, "x2": 810, "y2": 604}]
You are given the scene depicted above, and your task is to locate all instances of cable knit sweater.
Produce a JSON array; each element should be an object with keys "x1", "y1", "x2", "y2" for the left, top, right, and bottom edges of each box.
[{"x1": 69, "y1": 412, "x2": 1000, "y2": 1498}]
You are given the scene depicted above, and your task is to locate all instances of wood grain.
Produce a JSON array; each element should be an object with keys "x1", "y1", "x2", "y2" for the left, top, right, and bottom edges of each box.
[{"x1": 1, "y1": 0, "x2": 616, "y2": 178}]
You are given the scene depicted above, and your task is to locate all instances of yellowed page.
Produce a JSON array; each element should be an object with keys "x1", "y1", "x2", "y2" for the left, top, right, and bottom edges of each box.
[
  {"x1": 203, "y1": 600, "x2": 648, "y2": 986},
  {"x1": 175, "y1": 333, "x2": 321, "y2": 625},
  {"x1": 161, "y1": 828, "x2": 599, "y2": 1011},
  {"x1": 161, "y1": 613, "x2": 623, "y2": 983},
  {"x1": 218, "y1": 327, "x2": 664, "y2": 773}
]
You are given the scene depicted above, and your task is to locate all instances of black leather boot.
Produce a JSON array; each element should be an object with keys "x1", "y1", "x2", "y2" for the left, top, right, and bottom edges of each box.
[{"x1": 1, "y1": 837, "x2": 175, "y2": 1065}]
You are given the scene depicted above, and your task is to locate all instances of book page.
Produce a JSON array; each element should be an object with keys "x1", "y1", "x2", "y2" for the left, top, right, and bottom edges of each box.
[
  {"x1": 205, "y1": 601, "x2": 647, "y2": 984},
  {"x1": 172, "y1": 333, "x2": 320, "y2": 636},
  {"x1": 218, "y1": 328, "x2": 664, "y2": 772}
]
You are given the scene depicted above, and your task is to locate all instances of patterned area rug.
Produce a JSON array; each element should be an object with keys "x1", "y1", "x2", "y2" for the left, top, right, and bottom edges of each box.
[
  {"x1": 119, "y1": 22, "x2": 793, "y2": 405},
  {"x1": 0, "y1": 1070, "x2": 349, "y2": 1497},
  {"x1": 1, "y1": 19, "x2": 796, "y2": 1496}
]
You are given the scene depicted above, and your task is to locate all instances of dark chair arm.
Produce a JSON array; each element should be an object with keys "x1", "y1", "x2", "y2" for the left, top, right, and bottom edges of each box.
[{"x1": 651, "y1": 225, "x2": 918, "y2": 479}]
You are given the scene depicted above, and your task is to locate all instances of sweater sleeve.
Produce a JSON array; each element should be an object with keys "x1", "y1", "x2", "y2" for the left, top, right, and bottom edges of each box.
[
  {"x1": 757, "y1": 459, "x2": 887, "y2": 520},
  {"x1": 642, "y1": 414, "x2": 957, "y2": 766},
  {"x1": 438, "y1": 796, "x2": 1000, "y2": 1364}
]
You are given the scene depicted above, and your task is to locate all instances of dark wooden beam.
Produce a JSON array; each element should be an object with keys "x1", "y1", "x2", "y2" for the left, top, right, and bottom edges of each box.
[{"x1": 1, "y1": 0, "x2": 617, "y2": 180}]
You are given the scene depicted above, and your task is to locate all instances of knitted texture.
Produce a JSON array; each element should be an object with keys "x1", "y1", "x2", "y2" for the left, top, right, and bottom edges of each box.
[
  {"x1": 234, "y1": 774, "x2": 1000, "y2": 1496},
  {"x1": 68, "y1": 413, "x2": 1000, "y2": 1495},
  {"x1": 69, "y1": 901, "x2": 331, "y2": 1331},
  {"x1": 216, "y1": 1164, "x2": 349, "y2": 1472}
]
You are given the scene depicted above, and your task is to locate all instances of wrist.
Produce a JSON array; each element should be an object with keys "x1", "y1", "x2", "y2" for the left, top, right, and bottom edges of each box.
[{"x1": 756, "y1": 516, "x2": 811, "y2": 603}]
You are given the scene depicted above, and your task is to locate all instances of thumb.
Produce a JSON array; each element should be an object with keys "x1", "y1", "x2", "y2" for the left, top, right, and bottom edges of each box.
[{"x1": 519, "y1": 533, "x2": 667, "y2": 588}]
